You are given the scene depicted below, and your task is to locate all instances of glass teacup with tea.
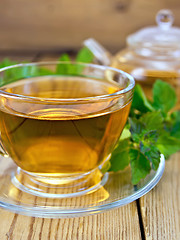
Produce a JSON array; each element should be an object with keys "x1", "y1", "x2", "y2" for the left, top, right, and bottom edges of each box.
[{"x1": 0, "y1": 62, "x2": 134, "y2": 198}]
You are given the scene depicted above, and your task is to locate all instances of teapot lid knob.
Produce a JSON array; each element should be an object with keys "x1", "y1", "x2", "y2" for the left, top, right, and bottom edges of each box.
[
  {"x1": 156, "y1": 9, "x2": 174, "y2": 30},
  {"x1": 126, "y1": 9, "x2": 180, "y2": 52}
]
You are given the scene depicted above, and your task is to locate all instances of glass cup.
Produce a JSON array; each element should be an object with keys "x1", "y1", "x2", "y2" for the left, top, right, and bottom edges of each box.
[{"x1": 0, "y1": 62, "x2": 135, "y2": 198}]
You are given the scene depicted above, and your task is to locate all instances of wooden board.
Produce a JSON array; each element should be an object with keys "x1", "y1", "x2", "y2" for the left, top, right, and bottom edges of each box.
[
  {"x1": 0, "y1": 0, "x2": 180, "y2": 51},
  {"x1": 0, "y1": 205, "x2": 141, "y2": 240},
  {"x1": 140, "y1": 153, "x2": 180, "y2": 240}
]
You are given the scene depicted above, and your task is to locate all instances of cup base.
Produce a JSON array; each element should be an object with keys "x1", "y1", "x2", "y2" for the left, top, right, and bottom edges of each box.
[
  {"x1": 0, "y1": 155, "x2": 165, "y2": 218},
  {"x1": 11, "y1": 167, "x2": 109, "y2": 198}
]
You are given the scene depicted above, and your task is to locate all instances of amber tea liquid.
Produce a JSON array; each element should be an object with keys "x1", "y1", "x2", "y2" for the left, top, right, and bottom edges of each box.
[
  {"x1": 0, "y1": 76, "x2": 130, "y2": 176},
  {"x1": 112, "y1": 61, "x2": 180, "y2": 108}
]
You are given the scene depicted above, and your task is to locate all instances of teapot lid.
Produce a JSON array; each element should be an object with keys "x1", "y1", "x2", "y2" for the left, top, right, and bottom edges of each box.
[{"x1": 127, "y1": 9, "x2": 180, "y2": 51}]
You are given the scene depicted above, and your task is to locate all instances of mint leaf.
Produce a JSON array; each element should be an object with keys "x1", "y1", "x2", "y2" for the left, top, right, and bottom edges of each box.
[
  {"x1": 152, "y1": 80, "x2": 177, "y2": 113},
  {"x1": 171, "y1": 110, "x2": 180, "y2": 122},
  {"x1": 56, "y1": 50, "x2": 93, "y2": 75},
  {"x1": 156, "y1": 134, "x2": 180, "y2": 158},
  {"x1": 130, "y1": 148, "x2": 151, "y2": 185},
  {"x1": 0, "y1": 59, "x2": 18, "y2": 86},
  {"x1": 38, "y1": 67, "x2": 54, "y2": 76},
  {"x1": 170, "y1": 111, "x2": 180, "y2": 139},
  {"x1": 0, "y1": 63, "x2": 39, "y2": 87},
  {"x1": 56, "y1": 54, "x2": 72, "y2": 74},
  {"x1": 75, "y1": 47, "x2": 94, "y2": 74},
  {"x1": 140, "y1": 111, "x2": 163, "y2": 131},
  {"x1": 131, "y1": 84, "x2": 154, "y2": 113},
  {"x1": 140, "y1": 143, "x2": 161, "y2": 170},
  {"x1": 59, "y1": 53, "x2": 71, "y2": 62},
  {"x1": 129, "y1": 117, "x2": 146, "y2": 143},
  {"x1": 129, "y1": 117, "x2": 144, "y2": 135},
  {"x1": 0, "y1": 58, "x2": 17, "y2": 68},
  {"x1": 130, "y1": 112, "x2": 163, "y2": 144},
  {"x1": 76, "y1": 47, "x2": 94, "y2": 63},
  {"x1": 109, "y1": 139, "x2": 130, "y2": 172},
  {"x1": 119, "y1": 127, "x2": 131, "y2": 140}
]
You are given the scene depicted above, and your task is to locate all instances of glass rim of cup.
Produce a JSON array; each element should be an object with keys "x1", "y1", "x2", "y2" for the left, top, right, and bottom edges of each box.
[{"x1": 0, "y1": 61, "x2": 135, "y2": 104}]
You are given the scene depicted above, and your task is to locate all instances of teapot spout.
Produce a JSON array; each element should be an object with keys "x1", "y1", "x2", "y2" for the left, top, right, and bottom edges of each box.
[{"x1": 83, "y1": 38, "x2": 112, "y2": 66}]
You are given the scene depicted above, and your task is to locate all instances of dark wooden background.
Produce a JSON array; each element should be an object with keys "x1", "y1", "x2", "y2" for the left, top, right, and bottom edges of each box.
[{"x1": 1, "y1": 0, "x2": 180, "y2": 53}]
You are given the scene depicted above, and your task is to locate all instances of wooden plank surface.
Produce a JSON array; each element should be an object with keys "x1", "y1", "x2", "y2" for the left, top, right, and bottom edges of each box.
[
  {"x1": 0, "y1": 0, "x2": 180, "y2": 52},
  {"x1": 0, "y1": 205, "x2": 141, "y2": 240},
  {"x1": 140, "y1": 153, "x2": 180, "y2": 240}
]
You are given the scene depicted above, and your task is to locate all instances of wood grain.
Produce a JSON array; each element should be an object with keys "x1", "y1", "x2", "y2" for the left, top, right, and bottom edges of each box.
[
  {"x1": 0, "y1": 0, "x2": 180, "y2": 51},
  {"x1": 140, "y1": 153, "x2": 180, "y2": 240},
  {"x1": 0, "y1": 204, "x2": 141, "y2": 240}
]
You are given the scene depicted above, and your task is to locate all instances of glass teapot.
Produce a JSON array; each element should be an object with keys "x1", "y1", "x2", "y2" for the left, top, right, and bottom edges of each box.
[{"x1": 84, "y1": 9, "x2": 180, "y2": 108}]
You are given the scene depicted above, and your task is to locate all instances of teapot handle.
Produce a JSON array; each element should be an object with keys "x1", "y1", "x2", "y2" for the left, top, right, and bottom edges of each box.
[{"x1": 83, "y1": 38, "x2": 112, "y2": 66}]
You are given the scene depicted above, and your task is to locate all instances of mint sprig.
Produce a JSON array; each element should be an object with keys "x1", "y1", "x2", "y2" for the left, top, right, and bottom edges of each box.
[
  {"x1": 0, "y1": 47, "x2": 94, "y2": 86},
  {"x1": 108, "y1": 80, "x2": 180, "y2": 184},
  {"x1": 56, "y1": 47, "x2": 94, "y2": 75},
  {"x1": 152, "y1": 79, "x2": 177, "y2": 113}
]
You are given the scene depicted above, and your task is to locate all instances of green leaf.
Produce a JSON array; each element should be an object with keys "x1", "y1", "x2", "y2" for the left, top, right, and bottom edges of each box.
[
  {"x1": 131, "y1": 84, "x2": 154, "y2": 113},
  {"x1": 74, "y1": 47, "x2": 94, "y2": 75},
  {"x1": 156, "y1": 133, "x2": 180, "y2": 158},
  {"x1": 140, "y1": 143, "x2": 161, "y2": 170},
  {"x1": 130, "y1": 148, "x2": 151, "y2": 185},
  {"x1": 38, "y1": 67, "x2": 54, "y2": 76},
  {"x1": 129, "y1": 117, "x2": 144, "y2": 134},
  {"x1": 0, "y1": 62, "x2": 39, "y2": 87},
  {"x1": 152, "y1": 80, "x2": 177, "y2": 113},
  {"x1": 119, "y1": 127, "x2": 131, "y2": 140},
  {"x1": 171, "y1": 110, "x2": 180, "y2": 122},
  {"x1": 129, "y1": 118, "x2": 145, "y2": 142},
  {"x1": 56, "y1": 54, "x2": 72, "y2": 74},
  {"x1": 0, "y1": 59, "x2": 18, "y2": 86},
  {"x1": 109, "y1": 139, "x2": 130, "y2": 172},
  {"x1": 129, "y1": 112, "x2": 163, "y2": 144},
  {"x1": 143, "y1": 130, "x2": 158, "y2": 142},
  {"x1": 0, "y1": 58, "x2": 17, "y2": 68},
  {"x1": 170, "y1": 111, "x2": 180, "y2": 139},
  {"x1": 76, "y1": 47, "x2": 94, "y2": 63},
  {"x1": 140, "y1": 111, "x2": 163, "y2": 131},
  {"x1": 59, "y1": 54, "x2": 71, "y2": 62}
]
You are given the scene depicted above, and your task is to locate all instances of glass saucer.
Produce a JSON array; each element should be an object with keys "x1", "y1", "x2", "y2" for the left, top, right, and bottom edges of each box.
[{"x1": 0, "y1": 155, "x2": 165, "y2": 218}]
